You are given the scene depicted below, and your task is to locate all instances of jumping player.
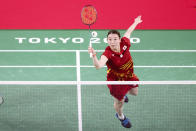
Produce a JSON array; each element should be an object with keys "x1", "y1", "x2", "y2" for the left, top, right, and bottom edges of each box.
[{"x1": 88, "y1": 16, "x2": 142, "y2": 128}]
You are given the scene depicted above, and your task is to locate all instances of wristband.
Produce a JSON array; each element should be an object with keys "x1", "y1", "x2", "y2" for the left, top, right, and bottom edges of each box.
[{"x1": 92, "y1": 53, "x2": 97, "y2": 57}]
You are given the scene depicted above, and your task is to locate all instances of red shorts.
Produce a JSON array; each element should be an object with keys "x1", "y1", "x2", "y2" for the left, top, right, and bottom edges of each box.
[{"x1": 107, "y1": 73, "x2": 139, "y2": 101}]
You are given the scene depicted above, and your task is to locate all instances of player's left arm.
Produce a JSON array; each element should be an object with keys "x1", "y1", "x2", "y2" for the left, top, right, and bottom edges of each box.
[{"x1": 123, "y1": 16, "x2": 143, "y2": 39}]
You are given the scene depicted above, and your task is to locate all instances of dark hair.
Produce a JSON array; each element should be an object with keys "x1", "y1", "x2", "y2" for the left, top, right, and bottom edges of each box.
[{"x1": 107, "y1": 30, "x2": 121, "y2": 38}]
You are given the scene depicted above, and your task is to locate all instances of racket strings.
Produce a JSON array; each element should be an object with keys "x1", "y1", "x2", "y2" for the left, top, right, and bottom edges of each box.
[{"x1": 81, "y1": 5, "x2": 97, "y2": 25}]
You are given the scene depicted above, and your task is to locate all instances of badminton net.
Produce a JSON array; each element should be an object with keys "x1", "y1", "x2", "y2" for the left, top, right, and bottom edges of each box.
[{"x1": 0, "y1": 81, "x2": 196, "y2": 131}]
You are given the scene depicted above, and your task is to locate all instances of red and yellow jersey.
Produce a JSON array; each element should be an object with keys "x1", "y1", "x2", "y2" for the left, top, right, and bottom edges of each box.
[
  {"x1": 102, "y1": 37, "x2": 134, "y2": 80},
  {"x1": 102, "y1": 37, "x2": 139, "y2": 100}
]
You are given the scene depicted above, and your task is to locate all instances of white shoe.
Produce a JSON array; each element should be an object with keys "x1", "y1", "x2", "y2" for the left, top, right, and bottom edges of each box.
[{"x1": 0, "y1": 96, "x2": 4, "y2": 105}]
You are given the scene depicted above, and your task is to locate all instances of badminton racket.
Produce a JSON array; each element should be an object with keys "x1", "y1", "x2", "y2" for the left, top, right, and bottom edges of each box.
[{"x1": 81, "y1": 5, "x2": 97, "y2": 57}]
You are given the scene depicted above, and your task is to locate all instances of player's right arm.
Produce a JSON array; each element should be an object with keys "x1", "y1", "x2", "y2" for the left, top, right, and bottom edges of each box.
[{"x1": 88, "y1": 47, "x2": 108, "y2": 69}]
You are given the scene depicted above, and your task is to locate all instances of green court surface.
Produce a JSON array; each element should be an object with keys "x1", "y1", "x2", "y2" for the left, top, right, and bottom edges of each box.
[{"x1": 0, "y1": 30, "x2": 196, "y2": 131}]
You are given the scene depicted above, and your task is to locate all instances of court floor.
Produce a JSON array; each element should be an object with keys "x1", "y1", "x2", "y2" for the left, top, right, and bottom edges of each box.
[{"x1": 0, "y1": 30, "x2": 196, "y2": 131}]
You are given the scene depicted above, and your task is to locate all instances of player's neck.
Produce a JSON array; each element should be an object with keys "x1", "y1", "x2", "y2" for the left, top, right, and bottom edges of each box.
[{"x1": 111, "y1": 46, "x2": 120, "y2": 53}]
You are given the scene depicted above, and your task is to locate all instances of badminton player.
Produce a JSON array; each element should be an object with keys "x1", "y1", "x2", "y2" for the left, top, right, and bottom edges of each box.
[{"x1": 88, "y1": 16, "x2": 142, "y2": 128}]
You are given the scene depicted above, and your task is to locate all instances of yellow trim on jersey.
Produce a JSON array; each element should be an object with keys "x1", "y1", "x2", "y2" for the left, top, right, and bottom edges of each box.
[{"x1": 119, "y1": 60, "x2": 133, "y2": 70}]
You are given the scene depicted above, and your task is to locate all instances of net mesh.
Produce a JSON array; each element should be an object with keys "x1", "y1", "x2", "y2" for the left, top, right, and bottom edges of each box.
[
  {"x1": 0, "y1": 85, "x2": 78, "y2": 131},
  {"x1": 82, "y1": 84, "x2": 196, "y2": 131},
  {"x1": 0, "y1": 83, "x2": 195, "y2": 131}
]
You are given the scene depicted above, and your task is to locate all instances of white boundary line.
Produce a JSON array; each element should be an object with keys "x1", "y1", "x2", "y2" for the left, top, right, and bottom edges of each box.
[
  {"x1": 0, "y1": 65, "x2": 196, "y2": 68},
  {"x1": 0, "y1": 50, "x2": 196, "y2": 52},
  {"x1": 0, "y1": 81, "x2": 196, "y2": 85},
  {"x1": 76, "y1": 51, "x2": 82, "y2": 131},
  {"x1": 1, "y1": 50, "x2": 195, "y2": 68}
]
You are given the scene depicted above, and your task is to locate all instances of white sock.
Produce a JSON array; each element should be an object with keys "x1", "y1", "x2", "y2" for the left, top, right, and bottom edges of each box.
[{"x1": 118, "y1": 113, "x2": 125, "y2": 120}]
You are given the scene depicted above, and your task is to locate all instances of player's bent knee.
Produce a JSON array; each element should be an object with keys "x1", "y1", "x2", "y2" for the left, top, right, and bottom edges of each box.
[
  {"x1": 132, "y1": 91, "x2": 138, "y2": 96},
  {"x1": 133, "y1": 90, "x2": 138, "y2": 96},
  {"x1": 129, "y1": 88, "x2": 138, "y2": 96}
]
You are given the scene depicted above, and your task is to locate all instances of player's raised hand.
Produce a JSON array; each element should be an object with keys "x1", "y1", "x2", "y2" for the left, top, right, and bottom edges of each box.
[
  {"x1": 88, "y1": 46, "x2": 96, "y2": 56},
  {"x1": 135, "y1": 16, "x2": 142, "y2": 24}
]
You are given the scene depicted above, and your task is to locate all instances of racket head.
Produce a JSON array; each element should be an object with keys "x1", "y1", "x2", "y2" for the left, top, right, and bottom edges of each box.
[{"x1": 81, "y1": 5, "x2": 97, "y2": 25}]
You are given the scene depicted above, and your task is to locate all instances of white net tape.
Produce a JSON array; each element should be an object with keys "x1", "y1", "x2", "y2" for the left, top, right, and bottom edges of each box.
[{"x1": 0, "y1": 81, "x2": 196, "y2": 85}]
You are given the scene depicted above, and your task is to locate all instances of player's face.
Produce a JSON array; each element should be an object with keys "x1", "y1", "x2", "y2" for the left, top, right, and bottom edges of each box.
[{"x1": 107, "y1": 34, "x2": 121, "y2": 51}]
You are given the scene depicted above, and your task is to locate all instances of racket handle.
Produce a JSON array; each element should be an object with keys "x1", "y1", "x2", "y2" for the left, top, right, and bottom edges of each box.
[
  {"x1": 90, "y1": 53, "x2": 93, "y2": 58},
  {"x1": 89, "y1": 40, "x2": 92, "y2": 58}
]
